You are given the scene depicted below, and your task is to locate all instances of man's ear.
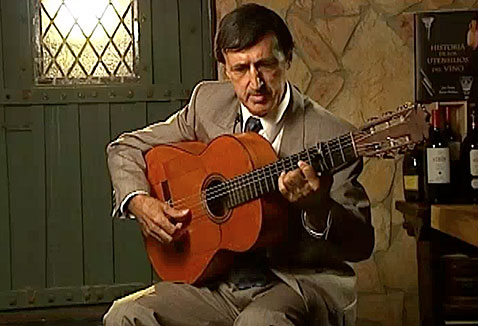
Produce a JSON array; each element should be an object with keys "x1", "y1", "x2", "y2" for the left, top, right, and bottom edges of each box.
[
  {"x1": 223, "y1": 64, "x2": 231, "y2": 80},
  {"x1": 221, "y1": 65, "x2": 231, "y2": 81}
]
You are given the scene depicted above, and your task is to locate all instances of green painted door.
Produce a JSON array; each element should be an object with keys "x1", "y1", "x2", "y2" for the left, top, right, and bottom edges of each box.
[{"x1": 0, "y1": 0, "x2": 216, "y2": 310}]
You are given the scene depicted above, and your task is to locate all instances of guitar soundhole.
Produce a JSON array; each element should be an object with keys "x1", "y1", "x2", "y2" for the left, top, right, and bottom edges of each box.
[{"x1": 203, "y1": 175, "x2": 231, "y2": 223}]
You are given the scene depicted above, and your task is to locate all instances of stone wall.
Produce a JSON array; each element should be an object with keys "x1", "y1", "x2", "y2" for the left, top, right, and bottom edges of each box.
[{"x1": 215, "y1": 1, "x2": 478, "y2": 325}]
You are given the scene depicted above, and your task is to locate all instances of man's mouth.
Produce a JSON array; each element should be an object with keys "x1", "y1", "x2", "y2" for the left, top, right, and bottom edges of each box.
[{"x1": 249, "y1": 93, "x2": 268, "y2": 103}]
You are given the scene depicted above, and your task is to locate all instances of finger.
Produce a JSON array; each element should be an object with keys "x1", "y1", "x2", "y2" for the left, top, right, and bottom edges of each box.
[
  {"x1": 280, "y1": 171, "x2": 304, "y2": 202},
  {"x1": 150, "y1": 212, "x2": 178, "y2": 235},
  {"x1": 163, "y1": 204, "x2": 190, "y2": 221},
  {"x1": 298, "y1": 161, "x2": 320, "y2": 191},
  {"x1": 278, "y1": 171, "x2": 288, "y2": 196},
  {"x1": 148, "y1": 222, "x2": 173, "y2": 243},
  {"x1": 283, "y1": 169, "x2": 306, "y2": 190}
]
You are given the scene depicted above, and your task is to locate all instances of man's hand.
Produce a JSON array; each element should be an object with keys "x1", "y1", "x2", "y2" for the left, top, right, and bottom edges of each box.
[
  {"x1": 278, "y1": 160, "x2": 332, "y2": 208},
  {"x1": 128, "y1": 194, "x2": 190, "y2": 244}
]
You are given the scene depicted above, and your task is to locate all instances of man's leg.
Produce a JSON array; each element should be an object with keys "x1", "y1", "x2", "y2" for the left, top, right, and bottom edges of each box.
[
  {"x1": 233, "y1": 282, "x2": 313, "y2": 326},
  {"x1": 103, "y1": 282, "x2": 238, "y2": 326}
]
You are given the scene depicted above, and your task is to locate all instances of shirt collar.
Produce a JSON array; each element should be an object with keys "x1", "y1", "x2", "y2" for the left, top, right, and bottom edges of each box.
[{"x1": 240, "y1": 82, "x2": 291, "y2": 135}]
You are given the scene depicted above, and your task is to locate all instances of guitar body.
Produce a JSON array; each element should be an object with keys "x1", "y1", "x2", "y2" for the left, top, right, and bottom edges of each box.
[{"x1": 144, "y1": 133, "x2": 288, "y2": 285}]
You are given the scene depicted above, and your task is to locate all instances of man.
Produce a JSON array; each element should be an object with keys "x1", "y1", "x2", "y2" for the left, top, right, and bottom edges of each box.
[{"x1": 104, "y1": 4, "x2": 374, "y2": 326}]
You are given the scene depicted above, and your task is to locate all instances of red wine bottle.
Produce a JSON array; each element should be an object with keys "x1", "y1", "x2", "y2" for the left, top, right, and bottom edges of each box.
[
  {"x1": 443, "y1": 106, "x2": 461, "y2": 201},
  {"x1": 424, "y1": 109, "x2": 451, "y2": 204},
  {"x1": 461, "y1": 102, "x2": 478, "y2": 203}
]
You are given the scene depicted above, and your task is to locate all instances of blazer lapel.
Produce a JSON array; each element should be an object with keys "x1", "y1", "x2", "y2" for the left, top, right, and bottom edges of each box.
[
  {"x1": 210, "y1": 94, "x2": 242, "y2": 135},
  {"x1": 279, "y1": 85, "x2": 305, "y2": 158}
]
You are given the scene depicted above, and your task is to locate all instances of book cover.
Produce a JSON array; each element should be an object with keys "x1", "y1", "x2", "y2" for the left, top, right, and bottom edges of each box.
[{"x1": 415, "y1": 11, "x2": 478, "y2": 102}]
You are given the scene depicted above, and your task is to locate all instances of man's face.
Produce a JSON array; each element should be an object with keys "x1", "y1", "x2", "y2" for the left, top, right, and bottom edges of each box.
[{"x1": 223, "y1": 34, "x2": 289, "y2": 117}]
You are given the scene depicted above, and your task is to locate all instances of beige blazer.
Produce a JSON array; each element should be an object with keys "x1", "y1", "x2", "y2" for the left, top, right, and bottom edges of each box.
[{"x1": 107, "y1": 81, "x2": 374, "y2": 326}]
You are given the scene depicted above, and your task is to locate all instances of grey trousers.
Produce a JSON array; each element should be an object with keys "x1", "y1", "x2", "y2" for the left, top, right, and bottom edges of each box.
[{"x1": 103, "y1": 280, "x2": 329, "y2": 326}]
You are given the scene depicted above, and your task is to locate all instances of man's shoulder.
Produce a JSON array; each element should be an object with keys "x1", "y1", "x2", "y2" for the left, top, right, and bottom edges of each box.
[
  {"x1": 192, "y1": 80, "x2": 235, "y2": 99},
  {"x1": 297, "y1": 90, "x2": 356, "y2": 135}
]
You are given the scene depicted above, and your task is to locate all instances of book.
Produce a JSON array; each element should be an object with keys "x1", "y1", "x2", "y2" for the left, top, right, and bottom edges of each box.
[{"x1": 415, "y1": 10, "x2": 478, "y2": 102}]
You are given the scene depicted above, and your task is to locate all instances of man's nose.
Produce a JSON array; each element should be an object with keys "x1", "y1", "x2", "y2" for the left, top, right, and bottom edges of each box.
[{"x1": 249, "y1": 66, "x2": 264, "y2": 89}]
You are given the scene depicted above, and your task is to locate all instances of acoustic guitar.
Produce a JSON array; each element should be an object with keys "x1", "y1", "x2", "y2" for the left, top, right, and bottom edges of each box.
[{"x1": 144, "y1": 103, "x2": 429, "y2": 284}]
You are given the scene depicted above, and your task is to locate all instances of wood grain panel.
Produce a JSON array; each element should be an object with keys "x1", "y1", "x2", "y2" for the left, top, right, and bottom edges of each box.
[
  {"x1": 45, "y1": 104, "x2": 83, "y2": 287},
  {"x1": 80, "y1": 103, "x2": 114, "y2": 285},
  {"x1": 6, "y1": 105, "x2": 46, "y2": 289}
]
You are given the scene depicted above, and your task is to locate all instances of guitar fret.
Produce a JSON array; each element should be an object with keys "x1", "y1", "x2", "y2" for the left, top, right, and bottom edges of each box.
[
  {"x1": 338, "y1": 136, "x2": 346, "y2": 163},
  {"x1": 289, "y1": 155, "x2": 295, "y2": 171},
  {"x1": 317, "y1": 143, "x2": 328, "y2": 170},
  {"x1": 263, "y1": 166, "x2": 269, "y2": 192},
  {"x1": 257, "y1": 170, "x2": 264, "y2": 196},
  {"x1": 247, "y1": 175, "x2": 253, "y2": 201},
  {"x1": 326, "y1": 141, "x2": 334, "y2": 167}
]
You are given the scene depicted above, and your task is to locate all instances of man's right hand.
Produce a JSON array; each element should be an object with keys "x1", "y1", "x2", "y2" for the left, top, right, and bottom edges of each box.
[{"x1": 128, "y1": 194, "x2": 190, "y2": 244}]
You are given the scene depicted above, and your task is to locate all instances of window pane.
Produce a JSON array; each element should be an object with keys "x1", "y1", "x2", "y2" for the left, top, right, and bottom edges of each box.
[{"x1": 34, "y1": 0, "x2": 139, "y2": 85}]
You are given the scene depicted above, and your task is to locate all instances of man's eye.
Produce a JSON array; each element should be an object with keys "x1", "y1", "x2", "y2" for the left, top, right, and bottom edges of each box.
[
  {"x1": 232, "y1": 66, "x2": 247, "y2": 73},
  {"x1": 260, "y1": 61, "x2": 278, "y2": 69}
]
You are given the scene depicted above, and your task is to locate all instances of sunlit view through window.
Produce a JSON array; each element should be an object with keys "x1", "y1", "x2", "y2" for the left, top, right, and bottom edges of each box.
[{"x1": 34, "y1": 0, "x2": 139, "y2": 84}]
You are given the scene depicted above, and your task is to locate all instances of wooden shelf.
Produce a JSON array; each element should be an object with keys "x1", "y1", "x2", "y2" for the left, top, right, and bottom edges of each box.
[{"x1": 431, "y1": 205, "x2": 478, "y2": 248}]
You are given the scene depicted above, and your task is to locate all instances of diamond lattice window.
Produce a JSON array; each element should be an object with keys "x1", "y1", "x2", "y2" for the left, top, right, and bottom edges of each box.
[{"x1": 34, "y1": 0, "x2": 139, "y2": 85}]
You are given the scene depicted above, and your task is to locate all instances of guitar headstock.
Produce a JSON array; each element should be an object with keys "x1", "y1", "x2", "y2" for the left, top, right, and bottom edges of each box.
[{"x1": 354, "y1": 103, "x2": 429, "y2": 158}]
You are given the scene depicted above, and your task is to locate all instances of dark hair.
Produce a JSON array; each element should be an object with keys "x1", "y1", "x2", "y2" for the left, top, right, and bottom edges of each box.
[{"x1": 214, "y1": 4, "x2": 294, "y2": 64}]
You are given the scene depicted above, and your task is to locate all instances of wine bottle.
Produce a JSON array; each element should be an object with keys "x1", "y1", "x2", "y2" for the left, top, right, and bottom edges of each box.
[
  {"x1": 403, "y1": 144, "x2": 424, "y2": 202},
  {"x1": 461, "y1": 102, "x2": 478, "y2": 203},
  {"x1": 443, "y1": 106, "x2": 461, "y2": 201},
  {"x1": 424, "y1": 109, "x2": 451, "y2": 204}
]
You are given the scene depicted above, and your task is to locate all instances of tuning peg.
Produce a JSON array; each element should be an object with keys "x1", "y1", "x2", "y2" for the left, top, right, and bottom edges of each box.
[
  {"x1": 367, "y1": 116, "x2": 379, "y2": 122},
  {"x1": 399, "y1": 102, "x2": 414, "y2": 110}
]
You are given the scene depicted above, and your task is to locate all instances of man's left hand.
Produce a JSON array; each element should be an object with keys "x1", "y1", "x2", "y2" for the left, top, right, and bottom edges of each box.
[{"x1": 278, "y1": 160, "x2": 332, "y2": 208}]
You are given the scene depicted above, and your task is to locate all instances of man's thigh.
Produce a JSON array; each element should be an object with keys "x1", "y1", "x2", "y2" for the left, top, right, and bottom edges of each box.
[
  {"x1": 104, "y1": 282, "x2": 237, "y2": 326},
  {"x1": 234, "y1": 282, "x2": 310, "y2": 326}
]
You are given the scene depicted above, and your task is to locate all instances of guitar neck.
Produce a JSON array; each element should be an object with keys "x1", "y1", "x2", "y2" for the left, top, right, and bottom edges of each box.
[{"x1": 221, "y1": 132, "x2": 357, "y2": 208}]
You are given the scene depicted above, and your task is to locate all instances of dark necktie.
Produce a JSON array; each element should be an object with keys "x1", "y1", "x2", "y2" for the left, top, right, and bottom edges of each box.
[{"x1": 244, "y1": 117, "x2": 263, "y2": 133}]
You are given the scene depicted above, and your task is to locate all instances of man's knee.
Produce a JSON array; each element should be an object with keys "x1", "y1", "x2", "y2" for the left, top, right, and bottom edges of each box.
[
  {"x1": 234, "y1": 308, "x2": 295, "y2": 326},
  {"x1": 103, "y1": 298, "x2": 160, "y2": 326}
]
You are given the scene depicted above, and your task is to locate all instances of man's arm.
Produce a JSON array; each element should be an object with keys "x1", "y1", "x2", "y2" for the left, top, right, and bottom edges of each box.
[
  {"x1": 279, "y1": 158, "x2": 374, "y2": 263},
  {"x1": 106, "y1": 84, "x2": 201, "y2": 218}
]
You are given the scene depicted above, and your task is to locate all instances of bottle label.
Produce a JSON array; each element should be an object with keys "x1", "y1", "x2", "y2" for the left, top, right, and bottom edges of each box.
[
  {"x1": 471, "y1": 149, "x2": 478, "y2": 176},
  {"x1": 449, "y1": 141, "x2": 461, "y2": 161},
  {"x1": 427, "y1": 148, "x2": 450, "y2": 184},
  {"x1": 404, "y1": 175, "x2": 419, "y2": 190}
]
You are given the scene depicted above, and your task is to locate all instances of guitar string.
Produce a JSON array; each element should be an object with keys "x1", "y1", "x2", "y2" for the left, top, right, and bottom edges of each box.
[
  {"x1": 165, "y1": 134, "x2": 373, "y2": 213},
  {"x1": 167, "y1": 141, "x2": 371, "y2": 221},
  {"x1": 163, "y1": 133, "x2": 372, "y2": 214},
  {"x1": 164, "y1": 133, "x2": 357, "y2": 209},
  {"x1": 167, "y1": 142, "x2": 372, "y2": 222},
  {"x1": 165, "y1": 133, "x2": 372, "y2": 211},
  {"x1": 174, "y1": 109, "x2": 412, "y2": 208}
]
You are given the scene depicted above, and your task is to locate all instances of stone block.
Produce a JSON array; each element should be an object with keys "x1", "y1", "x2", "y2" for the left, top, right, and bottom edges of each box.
[
  {"x1": 216, "y1": 0, "x2": 237, "y2": 21},
  {"x1": 306, "y1": 72, "x2": 344, "y2": 108},
  {"x1": 315, "y1": 16, "x2": 361, "y2": 56},
  {"x1": 372, "y1": 0, "x2": 421, "y2": 15},
  {"x1": 374, "y1": 227, "x2": 418, "y2": 292},
  {"x1": 287, "y1": 12, "x2": 339, "y2": 72},
  {"x1": 313, "y1": 0, "x2": 367, "y2": 18},
  {"x1": 371, "y1": 203, "x2": 392, "y2": 252},
  {"x1": 240, "y1": 0, "x2": 293, "y2": 16},
  {"x1": 287, "y1": 52, "x2": 312, "y2": 93},
  {"x1": 358, "y1": 158, "x2": 396, "y2": 205},
  {"x1": 356, "y1": 291, "x2": 404, "y2": 326},
  {"x1": 341, "y1": 9, "x2": 414, "y2": 119},
  {"x1": 353, "y1": 257, "x2": 385, "y2": 293}
]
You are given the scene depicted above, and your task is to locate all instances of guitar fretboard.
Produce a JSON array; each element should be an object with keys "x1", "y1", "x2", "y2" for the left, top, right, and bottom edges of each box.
[{"x1": 205, "y1": 133, "x2": 357, "y2": 208}]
